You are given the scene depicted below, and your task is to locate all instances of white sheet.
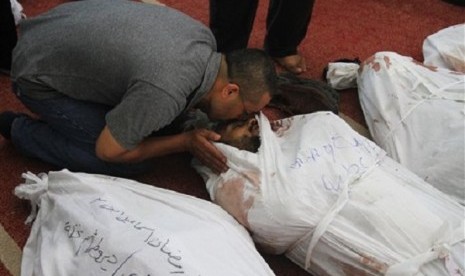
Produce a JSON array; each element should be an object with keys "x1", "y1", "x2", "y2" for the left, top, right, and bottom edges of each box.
[
  {"x1": 15, "y1": 170, "x2": 275, "y2": 276},
  {"x1": 194, "y1": 112, "x2": 465, "y2": 276},
  {"x1": 357, "y1": 48, "x2": 465, "y2": 204},
  {"x1": 423, "y1": 24, "x2": 465, "y2": 73}
]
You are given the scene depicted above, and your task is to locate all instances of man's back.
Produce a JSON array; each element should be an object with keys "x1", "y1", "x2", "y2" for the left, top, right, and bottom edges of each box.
[{"x1": 11, "y1": 0, "x2": 220, "y2": 107}]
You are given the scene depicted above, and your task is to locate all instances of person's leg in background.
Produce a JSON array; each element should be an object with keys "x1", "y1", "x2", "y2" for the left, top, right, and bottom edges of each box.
[
  {"x1": 4, "y1": 84, "x2": 152, "y2": 176},
  {"x1": 265, "y1": 0, "x2": 315, "y2": 74},
  {"x1": 209, "y1": 0, "x2": 259, "y2": 53},
  {"x1": 0, "y1": 0, "x2": 18, "y2": 74},
  {"x1": 442, "y1": 0, "x2": 465, "y2": 6}
]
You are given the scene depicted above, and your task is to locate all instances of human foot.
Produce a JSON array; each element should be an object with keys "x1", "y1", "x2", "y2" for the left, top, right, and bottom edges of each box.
[
  {"x1": 274, "y1": 54, "x2": 307, "y2": 74},
  {"x1": 0, "y1": 111, "x2": 22, "y2": 139}
]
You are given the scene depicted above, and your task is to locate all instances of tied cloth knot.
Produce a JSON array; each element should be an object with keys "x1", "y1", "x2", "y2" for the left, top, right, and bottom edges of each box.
[
  {"x1": 299, "y1": 161, "x2": 381, "y2": 269},
  {"x1": 434, "y1": 243, "x2": 451, "y2": 259},
  {"x1": 386, "y1": 221, "x2": 464, "y2": 276},
  {"x1": 14, "y1": 172, "x2": 49, "y2": 224}
]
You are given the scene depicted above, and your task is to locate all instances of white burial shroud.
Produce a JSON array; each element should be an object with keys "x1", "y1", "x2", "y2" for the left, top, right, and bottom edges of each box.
[
  {"x1": 194, "y1": 112, "x2": 465, "y2": 276},
  {"x1": 357, "y1": 24, "x2": 465, "y2": 205},
  {"x1": 423, "y1": 24, "x2": 465, "y2": 73},
  {"x1": 15, "y1": 170, "x2": 276, "y2": 276}
]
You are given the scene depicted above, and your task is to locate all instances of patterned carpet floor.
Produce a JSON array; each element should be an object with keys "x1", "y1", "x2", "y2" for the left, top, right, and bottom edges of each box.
[{"x1": 0, "y1": 0, "x2": 463, "y2": 275}]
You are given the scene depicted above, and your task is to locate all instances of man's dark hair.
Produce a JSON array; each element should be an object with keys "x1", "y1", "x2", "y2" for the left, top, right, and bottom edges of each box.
[{"x1": 225, "y1": 49, "x2": 279, "y2": 104}]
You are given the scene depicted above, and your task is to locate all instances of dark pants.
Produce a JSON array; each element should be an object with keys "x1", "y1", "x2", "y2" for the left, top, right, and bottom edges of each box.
[
  {"x1": 0, "y1": 0, "x2": 17, "y2": 70},
  {"x1": 209, "y1": 0, "x2": 315, "y2": 57},
  {"x1": 11, "y1": 84, "x2": 153, "y2": 176}
]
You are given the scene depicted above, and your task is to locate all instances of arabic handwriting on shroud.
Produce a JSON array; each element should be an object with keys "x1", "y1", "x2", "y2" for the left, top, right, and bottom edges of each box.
[{"x1": 62, "y1": 197, "x2": 185, "y2": 274}]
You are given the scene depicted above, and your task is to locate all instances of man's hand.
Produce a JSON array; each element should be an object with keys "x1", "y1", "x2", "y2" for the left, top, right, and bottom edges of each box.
[
  {"x1": 96, "y1": 125, "x2": 228, "y2": 173},
  {"x1": 185, "y1": 128, "x2": 228, "y2": 174}
]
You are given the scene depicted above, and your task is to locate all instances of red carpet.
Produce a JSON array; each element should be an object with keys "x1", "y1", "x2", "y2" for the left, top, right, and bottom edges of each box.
[{"x1": 0, "y1": 0, "x2": 463, "y2": 275}]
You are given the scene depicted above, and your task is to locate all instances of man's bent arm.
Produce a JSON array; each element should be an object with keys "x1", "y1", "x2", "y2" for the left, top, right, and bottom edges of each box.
[{"x1": 96, "y1": 126, "x2": 228, "y2": 173}]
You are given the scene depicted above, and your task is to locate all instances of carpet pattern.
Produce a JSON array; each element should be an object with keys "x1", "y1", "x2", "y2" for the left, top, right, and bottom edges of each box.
[{"x1": 0, "y1": 0, "x2": 464, "y2": 275}]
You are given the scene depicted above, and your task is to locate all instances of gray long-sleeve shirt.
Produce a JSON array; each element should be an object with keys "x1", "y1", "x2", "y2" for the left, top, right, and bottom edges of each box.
[{"x1": 12, "y1": 0, "x2": 222, "y2": 149}]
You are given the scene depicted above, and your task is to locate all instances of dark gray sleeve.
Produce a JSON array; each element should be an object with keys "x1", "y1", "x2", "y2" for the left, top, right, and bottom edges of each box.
[{"x1": 105, "y1": 81, "x2": 186, "y2": 150}]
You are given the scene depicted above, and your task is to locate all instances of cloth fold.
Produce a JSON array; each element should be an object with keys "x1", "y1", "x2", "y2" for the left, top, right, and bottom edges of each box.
[
  {"x1": 325, "y1": 62, "x2": 360, "y2": 90},
  {"x1": 357, "y1": 49, "x2": 464, "y2": 204},
  {"x1": 16, "y1": 170, "x2": 275, "y2": 276},
  {"x1": 194, "y1": 112, "x2": 465, "y2": 276}
]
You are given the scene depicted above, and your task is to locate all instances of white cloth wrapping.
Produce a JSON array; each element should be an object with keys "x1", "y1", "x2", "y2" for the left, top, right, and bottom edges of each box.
[
  {"x1": 357, "y1": 49, "x2": 465, "y2": 205},
  {"x1": 15, "y1": 170, "x2": 275, "y2": 276},
  {"x1": 423, "y1": 24, "x2": 465, "y2": 73},
  {"x1": 193, "y1": 112, "x2": 465, "y2": 276},
  {"x1": 325, "y1": 62, "x2": 360, "y2": 90},
  {"x1": 9, "y1": 0, "x2": 24, "y2": 25}
]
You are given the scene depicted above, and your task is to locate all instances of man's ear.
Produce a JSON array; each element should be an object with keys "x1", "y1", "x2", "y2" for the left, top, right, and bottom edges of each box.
[{"x1": 221, "y1": 83, "x2": 240, "y2": 98}]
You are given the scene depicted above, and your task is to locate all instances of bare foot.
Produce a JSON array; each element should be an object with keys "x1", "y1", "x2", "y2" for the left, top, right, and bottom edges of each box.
[{"x1": 274, "y1": 54, "x2": 307, "y2": 74}]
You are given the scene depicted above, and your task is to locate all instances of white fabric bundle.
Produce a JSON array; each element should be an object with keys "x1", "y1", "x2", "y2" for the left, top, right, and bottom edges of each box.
[
  {"x1": 325, "y1": 62, "x2": 360, "y2": 90},
  {"x1": 194, "y1": 112, "x2": 465, "y2": 276},
  {"x1": 357, "y1": 48, "x2": 464, "y2": 204},
  {"x1": 423, "y1": 24, "x2": 465, "y2": 73},
  {"x1": 15, "y1": 170, "x2": 275, "y2": 276},
  {"x1": 9, "y1": 0, "x2": 25, "y2": 25}
]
